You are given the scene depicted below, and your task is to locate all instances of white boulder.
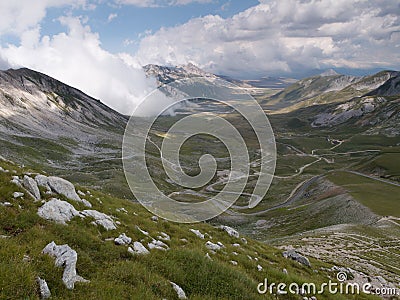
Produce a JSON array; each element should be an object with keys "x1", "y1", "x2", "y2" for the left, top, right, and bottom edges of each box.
[
  {"x1": 42, "y1": 241, "x2": 89, "y2": 289},
  {"x1": 205, "y1": 241, "x2": 222, "y2": 251},
  {"x1": 47, "y1": 176, "x2": 91, "y2": 207},
  {"x1": 35, "y1": 175, "x2": 51, "y2": 192},
  {"x1": 148, "y1": 239, "x2": 169, "y2": 251},
  {"x1": 114, "y1": 233, "x2": 132, "y2": 245},
  {"x1": 128, "y1": 242, "x2": 150, "y2": 255},
  {"x1": 23, "y1": 175, "x2": 41, "y2": 200},
  {"x1": 80, "y1": 210, "x2": 117, "y2": 230},
  {"x1": 13, "y1": 192, "x2": 24, "y2": 198},
  {"x1": 170, "y1": 281, "x2": 187, "y2": 299},
  {"x1": 37, "y1": 199, "x2": 79, "y2": 225},
  {"x1": 189, "y1": 229, "x2": 205, "y2": 239},
  {"x1": 36, "y1": 277, "x2": 51, "y2": 299},
  {"x1": 157, "y1": 232, "x2": 170, "y2": 241},
  {"x1": 219, "y1": 225, "x2": 239, "y2": 238}
]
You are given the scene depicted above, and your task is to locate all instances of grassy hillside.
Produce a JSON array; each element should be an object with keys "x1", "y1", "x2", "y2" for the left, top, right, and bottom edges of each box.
[{"x1": 0, "y1": 158, "x2": 380, "y2": 300}]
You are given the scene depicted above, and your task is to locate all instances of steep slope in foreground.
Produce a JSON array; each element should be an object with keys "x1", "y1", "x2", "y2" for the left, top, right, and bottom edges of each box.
[{"x1": 0, "y1": 158, "x2": 380, "y2": 300}]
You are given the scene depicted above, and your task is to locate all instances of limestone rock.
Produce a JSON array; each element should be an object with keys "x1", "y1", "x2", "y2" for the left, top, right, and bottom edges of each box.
[
  {"x1": 128, "y1": 242, "x2": 150, "y2": 255},
  {"x1": 283, "y1": 250, "x2": 311, "y2": 267},
  {"x1": 170, "y1": 281, "x2": 187, "y2": 299},
  {"x1": 189, "y1": 229, "x2": 205, "y2": 239},
  {"x1": 157, "y1": 232, "x2": 170, "y2": 241},
  {"x1": 13, "y1": 192, "x2": 24, "y2": 198},
  {"x1": 219, "y1": 225, "x2": 239, "y2": 238},
  {"x1": 37, "y1": 199, "x2": 79, "y2": 224},
  {"x1": 80, "y1": 210, "x2": 116, "y2": 230},
  {"x1": 148, "y1": 239, "x2": 169, "y2": 251},
  {"x1": 114, "y1": 233, "x2": 132, "y2": 245},
  {"x1": 42, "y1": 241, "x2": 89, "y2": 289},
  {"x1": 35, "y1": 175, "x2": 51, "y2": 192},
  {"x1": 205, "y1": 241, "x2": 222, "y2": 251},
  {"x1": 36, "y1": 277, "x2": 51, "y2": 299},
  {"x1": 47, "y1": 176, "x2": 91, "y2": 207},
  {"x1": 23, "y1": 175, "x2": 41, "y2": 200}
]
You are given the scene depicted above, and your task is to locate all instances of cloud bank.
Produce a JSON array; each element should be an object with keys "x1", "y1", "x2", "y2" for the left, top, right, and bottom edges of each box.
[
  {"x1": 135, "y1": 0, "x2": 400, "y2": 77},
  {"x1": 0, "y1": 3, "x2": 156, "y2": 115}
]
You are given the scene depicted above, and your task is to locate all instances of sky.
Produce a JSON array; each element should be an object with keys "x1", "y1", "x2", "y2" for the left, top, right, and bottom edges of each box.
[{"x1": 0, "y1": 0, "x2": 399, "y2": 114}]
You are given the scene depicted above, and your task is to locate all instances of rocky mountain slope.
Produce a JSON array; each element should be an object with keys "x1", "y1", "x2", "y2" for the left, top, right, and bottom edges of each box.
[
  {"x1": 264, "y1": 70, "x2": 398, "y2": 113},
  {"x1": 0, "y1": 68, "x2": 127, "y2": 139},
  {"x1": 144, "y1": 63, "x2": 219, "y2": 86},
  {"x1": 0, "y1": 68, "x2": 128, "y2": 195}
]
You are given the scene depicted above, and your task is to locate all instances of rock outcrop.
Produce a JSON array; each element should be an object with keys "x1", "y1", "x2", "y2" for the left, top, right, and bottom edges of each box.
[
  {"x1": 128, "y1": 242, "x2": 150, "y2": 255},
  {"x1": 205, "y1": 241, "x2": 222, "y2": 251},
  {"x1": 114, "y1": 233, "x2": 132, "y2": 245},
  {"x1": 80, "y1": 210, "x2": 116, "y2": 230},
  {"x1": 37, "y1": 199, "x2": 80, "y2": 224},
  {"x1": 170, "y1": 281, "x2": 187, "y2": 299},
  {"x1": 219, "y1": 225, "x2": 239, "y2": 238},
  {"x1": 42, "y1": 242, "x2": 89, "y2": 289},
  {"x1": 283, "y1": 250, "x2": 311, "y2": 267},
  {"x1": 47, "y1": 176, "x2": 91, "y2": 207},
  {"x1": 23, "y1": 175, "x2": 41, "y2": 200},
  {"x1": 148, "y1": 239, "x2": 169, "y2": 251},
  {"x1": 189, "y1": 229, "x2": 205, "y2": 239},
  {"x1": 36, "y1": 277, "x2": 51, "y2": 299}
]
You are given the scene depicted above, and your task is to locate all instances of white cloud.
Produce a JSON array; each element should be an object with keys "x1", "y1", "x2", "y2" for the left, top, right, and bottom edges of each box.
[
  {"x1": 0, "y1": 0, "x2": 88, "y2": 35},
  {"x1": 0, "y1": 16, "x2": 157, "y2": 115},
  {"x1": 107, "y1": 13, "x2": 118, "y2": 22},
  {"x1": 114, "y1": 0, "x2": 212, "y2": 8},
  {"x1": 135, "y1": 0, "x2": 400, "y2": 76}
]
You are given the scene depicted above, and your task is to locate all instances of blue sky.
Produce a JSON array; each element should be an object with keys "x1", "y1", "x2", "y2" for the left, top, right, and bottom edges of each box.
[
  {"x1": 36, "y1": 1, "x2": 260, "y2": 55},
  {"x1": 0, "y1": 0, "x2": 399, "y2": 113}
]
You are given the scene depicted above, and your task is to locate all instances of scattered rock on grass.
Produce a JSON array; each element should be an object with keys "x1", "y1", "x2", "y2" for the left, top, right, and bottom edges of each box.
[
  {"x1": 148, "y1": 239, "x2": 169, "y2": 251},
  {"x1": 36, "y1": 277, "x2": 51, "y2": 299},
  {"x1": 283, "y1": 250, "x2": 311, "y2": 267},
  {"x1": 13, "y1": 192, "x2": 24, "y2": 198},
  {"x1": 219, "y1": 225, "x2": 239, "y2": 238},
  {"x1": 23, "y1": 175, "x2": 41, "y2": 200},
  {"x1": 170, "y1": 281, "x2": 187, "y2": 299},
  {"x1": 45, "y1": 176, "x2": 91, "y2": 207},
  {"x1": 37, "y1": 199, "x2": 80, "y2": 224},
  {"x1": 157, "y1": 232, "x2": 170, "y2": 241},
  {"x1": 42, "y1": 241, "x2": 89, "y2": 289},
  {"x1": 128, "y1": 241, "x2": 150, "y2": 255},
  {"x1": 205, "y1": 241, "x2": 222, "y2": 251},
  {"x1": 189, "y1": 229, "x2": 205, "y2": 239},
  {"x1": 114, "y1": 233, "x2": 132, "y2": 245},
  {"x1": 80, "y1": 210, "x2": 117, "y2": 230}
]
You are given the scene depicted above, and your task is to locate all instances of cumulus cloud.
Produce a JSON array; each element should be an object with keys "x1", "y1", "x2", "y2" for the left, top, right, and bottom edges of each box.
[
  {"x1": 114, "y1": 0, "x2": 212, "y2": 8},
  {"x1": 0, "y1": 16, "x2": 157, "y2": 115},
  {"x1": 135, "y1": 0, "x2": 400, "y2": 76},
  {"x1": 0, "y1": 0, "x2": 88, "y2": 35}
]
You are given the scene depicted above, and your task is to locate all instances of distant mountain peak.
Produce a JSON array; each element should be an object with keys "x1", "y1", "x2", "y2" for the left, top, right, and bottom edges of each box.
[{"x1": 320, "y1": 69, "x2": 340, "y2": 77}]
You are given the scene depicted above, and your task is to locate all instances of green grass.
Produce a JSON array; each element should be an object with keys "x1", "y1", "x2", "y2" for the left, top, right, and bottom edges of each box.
[
  {"x1": 0, "y1": 159, "x2": 380, "y2": 300},
  {"x1": 327, "y1": 171, "x2": 400, "y2": 217}
]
